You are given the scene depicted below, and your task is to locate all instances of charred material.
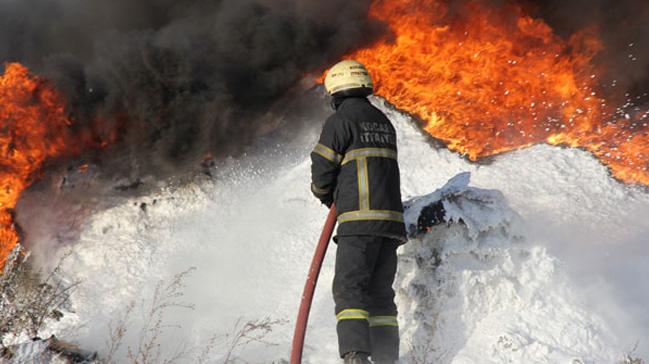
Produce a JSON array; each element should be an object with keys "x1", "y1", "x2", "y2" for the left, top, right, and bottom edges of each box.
[{"x1": 414, "y1": 200, "x2": 447, "y2": 236}]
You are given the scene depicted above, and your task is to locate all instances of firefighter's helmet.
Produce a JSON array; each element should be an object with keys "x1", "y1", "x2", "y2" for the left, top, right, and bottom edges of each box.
[{"x1": 324, "y1": 60, "x2": 374, "y2": 97}]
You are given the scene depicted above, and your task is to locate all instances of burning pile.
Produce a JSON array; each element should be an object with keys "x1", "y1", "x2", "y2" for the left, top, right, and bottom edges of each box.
[
  {"x1": 346, "y1": 0, "x2": 648, "y2": 185},
  {"x1": 0, "y1": 63, "x2": 79, "y2": 268}
]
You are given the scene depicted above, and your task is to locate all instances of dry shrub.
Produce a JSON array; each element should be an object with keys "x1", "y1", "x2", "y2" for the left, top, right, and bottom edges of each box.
[
  {"x1": 0, "y1": 244, "x2": 79, "y2": 345},
  {"x1": 104, "y1": 267, "x2": 286, "y2": 364}
]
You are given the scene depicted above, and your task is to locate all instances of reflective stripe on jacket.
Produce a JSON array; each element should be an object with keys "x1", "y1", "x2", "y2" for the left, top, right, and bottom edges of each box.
[{"x1": 310, "y1": 97, "x2": 407, "y2": 243}]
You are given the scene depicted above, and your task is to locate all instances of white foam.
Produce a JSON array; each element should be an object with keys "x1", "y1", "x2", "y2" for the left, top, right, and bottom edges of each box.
[{"x1": 22, "y1": 96, "x2": 649, "y2": 362}]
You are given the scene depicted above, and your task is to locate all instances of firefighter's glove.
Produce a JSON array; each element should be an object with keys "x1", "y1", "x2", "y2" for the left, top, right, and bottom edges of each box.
[
  {"x1": 311, "y1": 183, "x2": 334, "y2": 208},
  {"x1": 320, "y1": 195, "x2": 333, "y2": 208}
]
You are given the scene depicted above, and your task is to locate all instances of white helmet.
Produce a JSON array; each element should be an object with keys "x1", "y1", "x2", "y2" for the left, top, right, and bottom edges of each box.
[{"x1": 324, "y1": 60, "x2": 374, "y2": 97}]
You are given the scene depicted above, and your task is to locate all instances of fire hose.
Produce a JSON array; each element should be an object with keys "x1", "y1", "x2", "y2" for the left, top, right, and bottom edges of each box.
[{"x1": 290, "y1": 204, "x2": 337, "y2": 364}]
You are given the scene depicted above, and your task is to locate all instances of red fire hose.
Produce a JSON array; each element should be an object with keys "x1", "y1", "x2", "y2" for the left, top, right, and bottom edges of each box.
[{"x1": 290, "y1": 204, "x2": 337, "y2": 364}]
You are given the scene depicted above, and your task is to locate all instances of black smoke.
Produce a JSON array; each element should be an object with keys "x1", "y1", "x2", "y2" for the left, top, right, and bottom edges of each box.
[{"x1": 0, "y1": 0, "x2": 385, "y2": 179}]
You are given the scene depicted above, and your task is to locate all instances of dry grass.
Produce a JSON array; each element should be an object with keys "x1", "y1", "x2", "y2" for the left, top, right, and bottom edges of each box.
[
  {"x1": 0, "y1": 244, "x2": 79, "y2": 344},
  {"x1": 1, "y1": 249, "x2": 286, "y2": 363},
  {"x1": 103, "y1": 267, "x2": 286, "y2": 364},
  {"x1": 219, "y1": 317, "x2": 287, "y2": 363},
  {"x1": 619, "y1": 342, "x2": 645, "y2": 364},
  {"x1": 104, "y1": 268, "x2": 196, "y2": 364}
]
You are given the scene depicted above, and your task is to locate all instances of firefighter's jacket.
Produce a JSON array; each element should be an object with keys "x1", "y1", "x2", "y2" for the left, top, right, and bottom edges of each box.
[{"x1": 310, "y1": 97, "x2": 407, "y2": 243}]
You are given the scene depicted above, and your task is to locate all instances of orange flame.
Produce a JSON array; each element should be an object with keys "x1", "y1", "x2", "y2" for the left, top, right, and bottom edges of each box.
[
  {"x1": 345, "y1": 0, "x2": 648, "y2": 185},
  {"x1": 0, "y1": 63, "x2": 80, "y2": 268}
]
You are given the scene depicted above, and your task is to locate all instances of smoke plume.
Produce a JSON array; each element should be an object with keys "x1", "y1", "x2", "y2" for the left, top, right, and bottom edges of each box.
[{"x1": 0, "y1": 0, "x2": 384, "y2": 179}]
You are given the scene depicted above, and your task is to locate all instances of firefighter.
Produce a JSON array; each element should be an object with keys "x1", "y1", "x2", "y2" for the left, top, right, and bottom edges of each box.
[{"x1": 310, "y1": 60, "x2": 407, "y2": 364}]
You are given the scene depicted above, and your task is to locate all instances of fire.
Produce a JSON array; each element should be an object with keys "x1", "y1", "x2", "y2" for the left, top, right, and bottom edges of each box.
[
  {"x1": 345, "y1": 0, "x2": 648, "y2": 185},
  {"x1": 0, "y1": 63, "x2": 78, "y2": 268}
]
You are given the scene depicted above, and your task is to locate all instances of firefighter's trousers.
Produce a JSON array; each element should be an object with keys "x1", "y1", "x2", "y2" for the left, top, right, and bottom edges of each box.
[{"x1": 333, "y1": 235, "x2": 400, "y2": 361}]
